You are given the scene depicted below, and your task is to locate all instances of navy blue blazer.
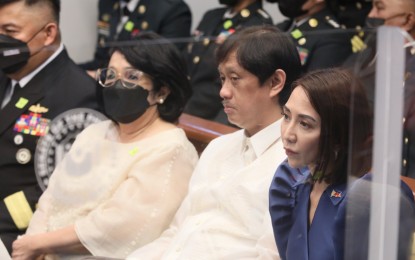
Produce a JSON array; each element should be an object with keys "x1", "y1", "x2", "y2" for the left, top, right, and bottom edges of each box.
[
  {"x1": 270, "y1": 161, "x2": 415, "y2": 260},
  {"x1": 270, "y1": 160, "x2": 346, "y2": 260}
]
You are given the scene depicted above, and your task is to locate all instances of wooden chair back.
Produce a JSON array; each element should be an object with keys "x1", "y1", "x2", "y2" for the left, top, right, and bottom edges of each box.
[{"x1": 178, "y1": 113, "x2": 238, "y2": 155}]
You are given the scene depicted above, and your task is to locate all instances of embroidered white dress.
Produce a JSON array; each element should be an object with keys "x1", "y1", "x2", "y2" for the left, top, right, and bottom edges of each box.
[{"x1": 26, "y1": 120, "x2": 198, "y2": 259}]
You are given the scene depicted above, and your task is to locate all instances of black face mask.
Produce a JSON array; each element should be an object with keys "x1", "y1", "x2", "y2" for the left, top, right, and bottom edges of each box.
[
  {"x1": 219, "y1": 0, "x2": 239, "y2": 7},
  {"x1": 365, "y1": 13, "x2": 408, "y2": 29},
  {"x1": 102, "y1": 80, "x2": 151, "y2": 124},
  {"x1": 0, "y1": 34, "x2": 30, "y2": 74},
  {"x1": 265, "y1": 0, "x2": 278, "y2": 2},
  {"x1": 365, "y1": 18, "x2": 385, "y2": 29},
  {"x1": 0, "y1": 25, "x2": 46, "y2": 74},
  {"x1": 278, "y1": 0, "x2": 308, "y2": 19}
]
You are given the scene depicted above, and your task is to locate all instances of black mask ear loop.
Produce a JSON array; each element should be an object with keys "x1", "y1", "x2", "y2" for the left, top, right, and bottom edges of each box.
[{"x1": 25, "y1": 23, "x2": 50, "y2": 57}]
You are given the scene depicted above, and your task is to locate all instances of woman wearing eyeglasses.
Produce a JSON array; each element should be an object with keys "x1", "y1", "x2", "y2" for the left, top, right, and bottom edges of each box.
[{"x1": 11, "y1": 32, "x2": 198, "y2": 260}]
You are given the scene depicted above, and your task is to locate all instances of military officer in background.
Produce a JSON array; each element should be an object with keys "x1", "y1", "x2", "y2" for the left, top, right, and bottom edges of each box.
[
  {"x1": 267, "y1": 0, "x2": 353, "y2": 73},
  {"x1": 79, "y1": 0, "x2": 191, "y2": 74},
  {"x1": 327, "y1": 0, "x2": 372, "y2": 29},
  {"x1": 184, "y1": 0, "x2": 273, "y2": 124},
  {"x1": 350, "y1": 0, "x2": 415, "y2": 178},
  {"x1": 0, "y1": 0, "x2": 99, "y2": 253},
  {"x1": 327, "y1": 0, "x2": 372, "y2": 54}
]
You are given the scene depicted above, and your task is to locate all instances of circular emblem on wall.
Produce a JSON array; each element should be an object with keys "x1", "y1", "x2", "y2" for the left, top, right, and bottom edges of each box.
[{"x1": 34, "y1": 108, "x2": 107, "y2": 191}]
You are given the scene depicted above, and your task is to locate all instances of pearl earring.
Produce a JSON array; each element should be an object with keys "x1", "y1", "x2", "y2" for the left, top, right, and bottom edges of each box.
[{"x1": 159, "y1": 98, "x2": 164, "y2": 104}]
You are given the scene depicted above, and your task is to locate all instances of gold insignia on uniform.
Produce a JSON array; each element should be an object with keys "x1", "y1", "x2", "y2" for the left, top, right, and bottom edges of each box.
[
  {"x1": 351, "y1": 35, "x2": 366, "y2": 53},
  {"x1": 309, "y1": 18, "x2": 318, "y2": 28},
  {"x1": 298, "y1": 38, "x2": 306, "y2": 45},
  {"x1": 16, "y1": 148, "x2": 31, "y2": 164},
  {"x1": 405, "y1": 137, "x2": 409, "y2": 144},
  {"x1": 102, "y1": 14, "x2": 111, "y2": 22},
  {"x1": 138, "y1": 5, "x2": 146, "y2": 14},
  {"x1": 29, "y1": 104, "x2": 49, "y2": 113},
  {"x1": 241, "y1": 9, "x2": 250, "y2": 18},
  {"x1": 141, "y1": 21, "x2": 149, "y2": 30},
  {"x1": 193, "y1": 56, "x2": 200, "y2": 64},
  {"x1": 203, "y1": 38, "x2": 210, "y2": 46},
  {"x1": 113, "y1": 2, "x2": 119, "y2": 10}
]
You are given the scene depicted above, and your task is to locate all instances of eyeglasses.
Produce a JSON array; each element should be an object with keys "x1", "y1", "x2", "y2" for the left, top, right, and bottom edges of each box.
[{"x1": 96, "y1": 68, "x2": 145, "y2": 89}]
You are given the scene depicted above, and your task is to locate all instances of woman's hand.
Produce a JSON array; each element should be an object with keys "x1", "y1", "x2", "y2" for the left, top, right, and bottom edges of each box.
[{"x1": 11, "y1": 235, "x2": 42, "y2": 260}]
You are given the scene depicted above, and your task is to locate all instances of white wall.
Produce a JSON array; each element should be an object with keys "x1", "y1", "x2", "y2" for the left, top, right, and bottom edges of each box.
[{"x1": 60, "y1": 0, "x2": 284, "y2": 63}]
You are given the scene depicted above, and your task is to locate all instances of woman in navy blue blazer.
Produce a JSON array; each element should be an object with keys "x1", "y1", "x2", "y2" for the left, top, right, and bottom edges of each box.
[{"x1": 269, "y1": 68, "x2": 415, "y2": 260}]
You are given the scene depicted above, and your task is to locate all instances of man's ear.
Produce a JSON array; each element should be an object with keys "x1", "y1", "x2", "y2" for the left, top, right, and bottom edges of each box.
[
  {"x1": 404, "y1": 12, "x2": 415, "y2": 34},
  {"x1": 43, "y1": 23, "x2": 58, "y2": 46},
  {"x1": 269, "y1": 69, "x2": 286, "y2": 99}
]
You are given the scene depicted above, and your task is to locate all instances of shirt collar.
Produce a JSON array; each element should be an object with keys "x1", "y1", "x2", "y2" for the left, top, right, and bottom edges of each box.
[
  {"x1": 18, "y1": 43, "x2": 64, "y2": 88},
  {"x1": 242, "y1": 118, "x2": 282, "y2": 158}
]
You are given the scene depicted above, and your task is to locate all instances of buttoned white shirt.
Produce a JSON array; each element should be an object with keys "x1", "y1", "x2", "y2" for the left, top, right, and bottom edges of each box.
[{"x1": 128, "y1": 119, "x2": 285, "y2": 260}]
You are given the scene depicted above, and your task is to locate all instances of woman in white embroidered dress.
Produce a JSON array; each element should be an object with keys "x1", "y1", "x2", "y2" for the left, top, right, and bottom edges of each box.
[{"x1": 11, "y1": 32, "x2": 198, "y2": 260}]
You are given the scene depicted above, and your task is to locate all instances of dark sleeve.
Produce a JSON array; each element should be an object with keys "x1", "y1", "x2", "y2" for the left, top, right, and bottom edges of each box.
[
  {"x1": 334, "y1": 174, "x2": 415, "y2": 260},
  {"x1": 269, "y1": 160, "x2": 309, "y2": 260},
  {"x1": 158, "y1": 1, "x2": 191, "y2": 51},
  {"x1": 305, "y1": 33, "x2": 353, "y2": 72}
]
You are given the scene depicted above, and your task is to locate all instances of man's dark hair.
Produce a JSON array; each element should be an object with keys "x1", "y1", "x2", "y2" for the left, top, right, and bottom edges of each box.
[
  {"x1": 216, "y1": 24, "x2": 302, "y2": 106},
  {"x1": 0, "y1": 0, "x2": 61, "y2": 22}
]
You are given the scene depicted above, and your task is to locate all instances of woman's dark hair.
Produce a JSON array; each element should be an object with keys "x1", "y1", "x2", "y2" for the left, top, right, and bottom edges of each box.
[
  {"x1": 110, "y1": 32, "x2": 191, "y2": 123},
  {"x1": 216, "y1": 24, "x2": 302, "y2": 106},
  {"x1": 293, "y1": 68, "x2": 373, "y2": 184}
]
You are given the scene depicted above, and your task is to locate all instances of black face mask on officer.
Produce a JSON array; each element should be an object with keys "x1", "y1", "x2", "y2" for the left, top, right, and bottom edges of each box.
[
  {"x1": 365, "y1": 13, "x2": 408, "y2": 29},
  {"x1": 102, "y1": 80, "x2": 152, "y2": 124},
  {"x1": 0, "y1": 25, "x2": 46, "y2": 74},
  {"x1": 277, "y1": 0, "x2": 308, "y2": 19},
  {"x1": 219, "y1": 0, "x2": 239, "y2": 7}
]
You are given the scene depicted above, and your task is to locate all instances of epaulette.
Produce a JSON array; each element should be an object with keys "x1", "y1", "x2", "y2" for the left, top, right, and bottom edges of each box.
[{"x1": 256, "y1": 8, "x2": 270, "y2": 20}]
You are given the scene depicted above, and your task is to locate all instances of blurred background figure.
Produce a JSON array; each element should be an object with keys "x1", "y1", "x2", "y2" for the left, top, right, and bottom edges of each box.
[
  {"x1": 79, "y1": 0, "x2": 191, "y2": 76},
  {"x1": 346, "y1": 0, "x2": 415, "y2": 178},
  {"x1": 327, "y1": 0, "x2": 372, "y2": 30},
  {"x1": 183, "y1": 0, "x2": 273, "y2": 125},
  {"x1": 0, "y1": 0, "x2": 99, "y2": 253},
  {"x1": 267, "y1": 0, "x2": 353, "y2": 72},
  {"x1": 12, "y1": 32, "x2": 198, "y2": 260}
]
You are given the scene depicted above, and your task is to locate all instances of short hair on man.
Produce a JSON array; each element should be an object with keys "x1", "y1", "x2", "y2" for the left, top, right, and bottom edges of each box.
[
  {"x1": 0, "y1": 0, "x2": 61, "y2": 23},
  {"x1": 216, "y1": 24, "x2": 302, "y2": 106}
]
